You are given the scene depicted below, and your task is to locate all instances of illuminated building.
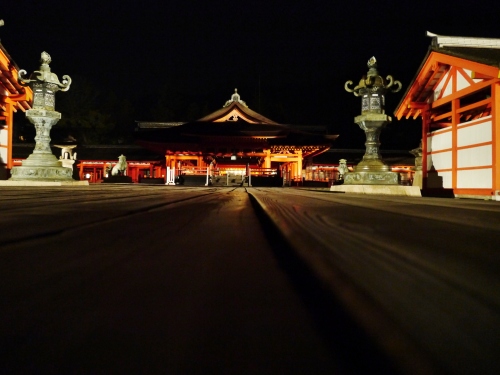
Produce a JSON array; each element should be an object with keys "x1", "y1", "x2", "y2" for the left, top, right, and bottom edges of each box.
[
  {"x1": 136, "y1": 89, "x2": 338, "y2": 185},
  {"x1": 396, "y1": 32, "x2": 500, "y2": 200},
  {"x1": 0, "y1": 39, "x2": 32, "y2": 174}
]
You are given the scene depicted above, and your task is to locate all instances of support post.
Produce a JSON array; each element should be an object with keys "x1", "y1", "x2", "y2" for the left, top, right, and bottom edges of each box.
[{"x1": 166, "y1": 167, "x2": 176, "y2": 185}]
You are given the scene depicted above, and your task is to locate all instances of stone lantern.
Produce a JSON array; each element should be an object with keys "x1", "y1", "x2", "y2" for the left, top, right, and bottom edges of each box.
[
  {"x1": 343, "y1": 57, "x2": 402, "y2": 185},
  {"x1": 10, "y1": 51, "x2": 74, "y2": 181}
]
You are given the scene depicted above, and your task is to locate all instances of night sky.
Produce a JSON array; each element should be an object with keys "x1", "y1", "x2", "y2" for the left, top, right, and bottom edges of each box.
[{"x1": 2, "y1": 0, "x2": 499, "y2": 148}]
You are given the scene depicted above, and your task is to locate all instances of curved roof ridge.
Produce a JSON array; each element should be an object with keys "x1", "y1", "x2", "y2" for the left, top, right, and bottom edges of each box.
[{"x1": 197, "y1": 100, "x2": 279, "y2": 124}]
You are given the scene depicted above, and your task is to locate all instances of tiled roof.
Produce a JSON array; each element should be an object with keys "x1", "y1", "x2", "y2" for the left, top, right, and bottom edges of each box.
[
  {"x1": 428, "y1": 31, "x2": 500, "y2": 50},
  {"x1": 198, "y1": 101, "x2": 280, "y2": 124},
  {"x1": 426, "y1": 31, "x2": 500, "y2": 68}
]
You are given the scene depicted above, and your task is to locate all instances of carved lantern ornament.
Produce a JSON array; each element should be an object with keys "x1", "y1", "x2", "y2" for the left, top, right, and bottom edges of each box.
[
  {"x1": 345, "y1": 56, "x2": 401, "y2": 114},
  {"x1": 8, "y1": 52, "x2": 74, "y2": 182},
  {"x1": 18, "y1": 51, "x2": 71, "y2": 111},
  {"x1": 340, "y1": 57, "x2": 403, "y2": 185}
]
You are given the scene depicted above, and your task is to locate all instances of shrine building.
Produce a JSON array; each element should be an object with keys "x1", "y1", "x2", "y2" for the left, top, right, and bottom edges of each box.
[
  {"x1": 11, "y1": 143, "x2": 165, "y2": 184},
  {"x1": 395, "y1": 32, "x2": 500, "y2": 200},
  {"x1": 0, "y1": 40, "x2": 32, "y2": 175},
  {"x1": 136, "y1": 90, "x2": 338, "y2": 186}
]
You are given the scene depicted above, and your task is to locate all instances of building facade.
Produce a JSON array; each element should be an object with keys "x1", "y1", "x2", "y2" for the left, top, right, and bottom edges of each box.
[
  {"x1": 136, "y1": 90, "x2": 338, "y2": 185},
  {"x1": 12, "y1": 144, "x2": 164, "y2": 183},
  {"x1": 0, "y1": 42, "x2": 32, "y2": 174},
  {"x1": 395, "y1": 32, "x2": 500, "y2": 199}
]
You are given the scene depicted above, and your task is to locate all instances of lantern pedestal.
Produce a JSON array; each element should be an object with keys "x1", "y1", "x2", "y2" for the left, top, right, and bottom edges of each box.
[
  {"x1": 5, "y1": 52, "x2": 87, "y2": 184},
  {"x1": 10, "y1": 109, "x2": 75, "y2": 182},
  {"x1": 330, "y1": 184, "x2": 421, "y2": 196},
  {"x1": 343, "y1": 113, "x2": 399, "y2": 185}
]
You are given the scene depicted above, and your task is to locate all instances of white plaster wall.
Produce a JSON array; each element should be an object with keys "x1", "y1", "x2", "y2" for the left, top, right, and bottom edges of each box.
[
  {"x1": 427, "y1": 171, "x2": 452, "y2": 188},
  {"x1": 442, "y1": 76, "x2": 453, "y2": 98},
  {"x1": 457, "y1": 168, "x2": 492, "y2": 188},
  {"x1": 463, "y1": 68, "x2": 484, "y2": 84},
  {"x1": 434, "y1": 70, "x2": 449, "y2": 101},
  {"x1": 427, "y1": 151, "x2": 452, "y2": 171},
  {"x1": 457, "y1": 145, "x2": 492, "y2": 168},
  {"x1": 456, "y1": 70, "x2": 471, "y2": 91},
  {"x1": 0, "y1": 128, "x2": 7, "y2": 146},
  {"x1": 0, "y1": 147, "x2": 7, "y2": 164},
  {"x1": 457, "y1": 120, "x2": 492, "y2": 147},
  {"x1": 428, "y1": 131, "x2": 452, "y2": 152}
]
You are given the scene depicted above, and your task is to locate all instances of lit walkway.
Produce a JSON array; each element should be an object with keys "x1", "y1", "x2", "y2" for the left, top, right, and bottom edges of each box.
[
  {"x1": 249, "y1": 187, "x2": 500, "y2": 374},
  {"x1": 1, "y1": 185, "x2": 499, "y2": 374},
  {"x1": 0, "y1": 186, "x2": 390, "y2": 374}
]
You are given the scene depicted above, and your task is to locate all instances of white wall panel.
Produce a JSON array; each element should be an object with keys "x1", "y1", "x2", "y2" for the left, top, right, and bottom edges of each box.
[
  {"x1": 457, "y1": 168, "x2": 492, "y2": 188},
  {"x1": 0, "y1": 128, "x2": 8, "y2": 146},
  {"x1": 457, "y1": 145, "x2": 492, "y2": 168},
  {"x1": 428, "y1": 151, "x2": 452, "y2": 171},
  {"x1": 433, "y1": 70, "x2": 449, "y2": 101},
  {"x1": 428, "y1": 131, "x2": 452, "y2": 152},
  {"x1": 457, "y1": 70, "x2": 471, "y2": 91},
  {"x1": 0, "y1": 147, "x2": 7, "y2": 164},
  {"x1": 442, "y1": 77, "x2": 453, "y2": 98},
  {"x1": 427, "y1": 171, "x2": 452, "y2": 188},
  {"x1": 457, "y1": 121, "x2": 492, "y2": 147}
]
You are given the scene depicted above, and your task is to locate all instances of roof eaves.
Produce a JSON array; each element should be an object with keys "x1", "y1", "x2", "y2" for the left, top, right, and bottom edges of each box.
[{"x1": 394, "y1": 47, "x2": 432, "y2": 118}]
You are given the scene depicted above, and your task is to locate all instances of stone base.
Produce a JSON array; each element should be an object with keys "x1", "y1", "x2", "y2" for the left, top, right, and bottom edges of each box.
[
  {"x1": 0, "y1": 180, "x2": 88, "y2": 186},
  {"x1": 344, "y1": 171, "x2": 399, "y2": 185},
  {"x1": 103, "y1": 176, "x2": 133, "y2": 183},
  {"x1": 330, "y1": 184, "x2": 422, "y2": 197},
  {"x1": 412, "y1": 170, "x2": 423, "y2": 189},
  {"x1": 9, "y1": 165, "x2": 75, "y2": 182}
]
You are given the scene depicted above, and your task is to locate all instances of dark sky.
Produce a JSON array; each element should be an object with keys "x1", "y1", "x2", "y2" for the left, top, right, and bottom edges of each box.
[{"x1": 2, "y1": 0, "x2": 499, "y2": 148}]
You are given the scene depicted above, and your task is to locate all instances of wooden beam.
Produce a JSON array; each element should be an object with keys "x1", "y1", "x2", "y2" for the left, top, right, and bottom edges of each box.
[
  {"x1": 493, "y1": 83, "x2": 500, "y2": 191},
  {"x1": 395, "y1": 51, "x2": 500, "y2": 119},
  {"x1": 456, "y1": 97, "x2": 491, "y2": 114},
  {"x1": 429, "y1": 122, "x2": 452, "y2": 128},
  {"x1": 408, "y1": 102, "x2": 427, "y2": 109},
  {"x1": 433, "y1": 53, "x2": 500, "y2": 78},
  {"x1": 415, "y1": 65, "x2": 447, "y2": 102},
  {"x1": 471, "y1": 71, "x2": 496, "y2": 79},
  {"x1": 432, "y1": 78, "x2": 500, "y2": 108},
  {"x1": 432, "y1": 111, "x2": 452, "y2": 122}
]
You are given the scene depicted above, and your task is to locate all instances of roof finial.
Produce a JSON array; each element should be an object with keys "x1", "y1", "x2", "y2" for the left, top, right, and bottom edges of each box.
[{"x1": 223, "y1": 87, "x2": 248, "y2": 107}]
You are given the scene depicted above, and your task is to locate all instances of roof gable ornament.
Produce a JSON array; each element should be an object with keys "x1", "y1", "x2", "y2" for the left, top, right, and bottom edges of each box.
[{"x1": 223, "y1": 88, "x2": 248, "y2": 108}]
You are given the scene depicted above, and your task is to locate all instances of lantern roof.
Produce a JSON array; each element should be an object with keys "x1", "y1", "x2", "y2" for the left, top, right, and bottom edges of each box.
[
  {"x1": 18, "y1": 51, "x2": 71, "y2": 92},
  {"x1": 345, "y1": 56, "x2": 402, "y2": 97}
]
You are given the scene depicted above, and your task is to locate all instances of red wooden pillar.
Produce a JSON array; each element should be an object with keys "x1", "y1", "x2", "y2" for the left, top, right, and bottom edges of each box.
[
  {"x1": 492, "y1": 82, "x2": 500, "y2": 192},
  {"x1": 421, "y1": 105, "x2": 430, "y2": 189},
  {"x1": 451, "y1": 98, "x2": 459, "y2": 189},
  {"x1": 1, "y1": 99, "x2": 14, "y2": 169}
]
